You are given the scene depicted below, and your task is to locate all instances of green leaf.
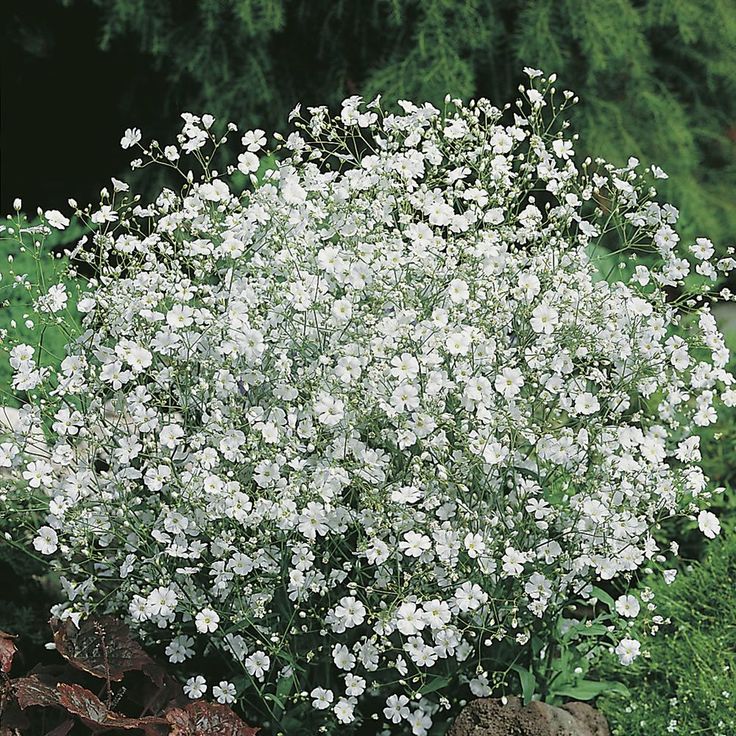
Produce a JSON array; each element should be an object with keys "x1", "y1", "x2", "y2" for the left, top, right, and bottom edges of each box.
[
  {"x1": 562, "y1": 621, "x2": 609, "y2": 642},
  {"x1": 590, "y1": 586, "x2": 615, "y2": 610},
  {"x1": 264, "y1": 692, "x2": 287, "y2": 711},
  {"x1": 531, "y1": 634, "x2": 544, "y2": 657},
  {"x1": 419, "y1": 675, "x2": 452, "y2": 695},
  {"x1": 276, "y1": 674, "x2": 294, "y2": 700},
  {"x1": 264, "y1": 673, "x2": 295, "y2": 720},
  {"x1": 576, "y1": 623, "x2": 609, "y2": 637},
  {"x1": 511, "y1": 664, "x2": 537, "y2": 704},
  {"x1": 551, "y1": 679, "x2": 630, "y2": 701}
]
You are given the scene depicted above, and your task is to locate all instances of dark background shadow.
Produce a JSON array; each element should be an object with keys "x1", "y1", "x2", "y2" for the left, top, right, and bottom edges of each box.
[{"x1": 1, "y1": 0, "x2": 170, "y2": 213}]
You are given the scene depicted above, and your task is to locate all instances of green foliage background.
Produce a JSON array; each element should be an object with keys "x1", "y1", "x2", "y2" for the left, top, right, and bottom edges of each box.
[
  {"x1": 71, "y1": 0, "x2": 736, "y2": 245},
  {"x1": 598, "y1": 533, "x2": 736, "y2": 735},
  {"x1": 0, "y1": 224, "x2": 81, "y2": 407}
]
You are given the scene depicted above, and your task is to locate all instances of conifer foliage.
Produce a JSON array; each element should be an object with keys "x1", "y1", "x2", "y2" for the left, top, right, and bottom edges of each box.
[{"x1": 76, "y1": 0, "x2": 736, "y2": 245}]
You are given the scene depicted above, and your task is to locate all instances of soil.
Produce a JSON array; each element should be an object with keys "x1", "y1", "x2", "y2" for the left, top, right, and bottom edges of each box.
[{"x1": 447, "y1": 697, "x2": 611, "y2": 736}]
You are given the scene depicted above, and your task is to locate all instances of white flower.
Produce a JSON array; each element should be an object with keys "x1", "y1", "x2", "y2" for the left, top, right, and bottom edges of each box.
[
  {"x1": 90, "y1": 205, "x2": 118, "y2": 224},
  {"x1": 0, "y1": 442, "x2": 19, "y2": 468},
  {"x1": 390, "y1": 353, "x2": 420, "y2": 381},
  {"x1": 463, "y1": 532, "x2": 487, "y2": 559},
  {"x1": 212, "y1": 680, "x2": 237, "y2": 704},
  {"x1": 691, "y1": 238, "x2": 714, "y2": 260},
  {"x1": 200, "y1": 180, "x2": 231, "y2": 202},
  {"x1": 241, "y1": 129, "x2": 266, "y2": 151},
  {"x1": 408, "y1": 709, "x2": 432, "y2": 736},
  {"x1": 396, "y1": 601, "x2": 426, "y2": 636},
  {"x1": 146, "y1": 586, "x2": 178, "y2": 618},
  {"x1": 165, "y1": 635, "x2": 194, "y2": 663},
  {"x1": 424, "y1": 599, "x2": 451, "y2": 629},
  {"x1": 237, "y1": 152, "x2": 260, "y2": 174},
  {"x1": 44, "y1": 210, "x2": 69, "y2": 230},
  {"x1": 365, "y1": 539, "x2": 390, "y2": 566},
  {"x1": 332, "y1": 596, "x2": 366, "y2": 628},
  {"x1": 33, "y1": 526, "x2": 58, "y2": 555},
  {"x1": 524, "y1": 67, "x2": 543, "y2": 78},
  {"x1": 399, "y1": 531, "x2": 431, "y2": 558},
  {"x1": 443, "y1": 119, "x2": 468, "y2": 140},
  {"x1": 195, "y1": 607, "x2": 220, "y2": 633},
  {"x1": 448, "y1": 278, "x2": 470, "y2": 303},
  {"x1": 494, "y1": 367, "x2": 524, "y2": 399},
  {"x1": 120, "y1": 127, "x2": 142, "y2": 149},
  {"x1": 159, "y1": 423, "x2": 184, "y2": 449},
  {"x1": 125, "y1": 344, "x2": 153, "y2": 373},
  {"x1": 615, "y1": 594, "x2": 640, "y2": 618},
  {"x1": 23, "y1": 460, "x2": 53, "y2": 488},
  {"x1": 552, "y1": 139, "x2": 573, "y2": 159},
  {"x1": 245, "y1": 650, "x2": 270, "y2": 681},
  {"x1": 452, "y1": 581, "x2": 487, "y2": 613},
  {"x1": 77, "y1": 297, "x2": 96, "y2": 313},
  {"x1": 525, "y1": 572, "x2": 551, "y2": 600},
  {"x1": 166, "y1": 305, "x2": 194, "y2": 329},
  {"x1": 52, "y1": 408, "x2": 82, "y2": 436},
  {"x1": 184, "y1": 675, "x2": 207, "y2": 699},
  {"x1": 391, "y1": 382, "x2": 420, "y2": 412},
  {"x1": 470, "y1": 673, "x2": 492, "y2": 697},
  {"x1": 311, "y1": 687, "x2": 334, "y2": 710},
  {"x1": 482, "y1": 441, "x2": 508, "y2": 466},
  {"x1": 335, "y1": 355, "x2": 361, "y2": 383},
  {"x1": 331, "y1": 298, "x2": 353, "y2": 323},
  {"x1": 384, "y1": 694, "x2": 410, "y2": 723},
  {"x1": 502, "y1": 547, "x2": 527, "y2": 577},
  {"x1": 332, "y1": 643, "x2": 356, "y2": 670},
  {"x1": 530, "y1": 304, "x2": 559, "y2": 334},
  {"x1": 39, "y1": 284, "x2": 68, "y2": 313},
  {"x1": 334, "y1": 697, "x2": 355, "y2": 724},
  {"x1": 697, "y1": 510, "x2": 721, "y2": 539},
  {"x1": 445, "y1": 330, "x2": 472, "y2": 355},
  {"x1": 615, "y1": 637, "x2": 641, "y2": 665},
  {"x1": 9, "y1": 344, "x2": 35, "y2": 368},
  {"x1": 663, "y1": 570, "x2": 678, "y2": 585},
  {"x1": 574, "y1": 392, "x2": 600, "y2": 415},
  {"x1": 344, "y1": 674, "x2": 366, "y2": 697},
  {"x1": 314, "y1": 393, "x2": 345, "y2": 426},
  {"x1": 391, "y1": 485, "x2": 422, "y2": 504}
]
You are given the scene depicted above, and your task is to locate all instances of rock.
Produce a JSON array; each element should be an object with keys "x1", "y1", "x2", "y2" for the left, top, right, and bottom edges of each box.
[
  {"x1": 561, "y1": 702, "x2": 610, "y2": 736},
  {"x1": 448, "y1": 697, "x2": 610, "y2": 736}
]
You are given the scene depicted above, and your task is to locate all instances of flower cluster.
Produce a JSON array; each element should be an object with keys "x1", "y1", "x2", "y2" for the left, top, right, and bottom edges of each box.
[{"x1": 2, "y1": 70, "x2": 734, "y2": 734}]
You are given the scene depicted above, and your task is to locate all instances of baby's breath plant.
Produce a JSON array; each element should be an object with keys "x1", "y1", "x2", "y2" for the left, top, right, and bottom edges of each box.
[{"x1": 1, "y1": 71, "x2": 735, "y2": 735}]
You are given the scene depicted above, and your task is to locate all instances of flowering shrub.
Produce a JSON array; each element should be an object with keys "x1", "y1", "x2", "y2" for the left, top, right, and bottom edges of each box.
[{"x1": 2, "y1": 70, "x2": 735, "y2": 734}]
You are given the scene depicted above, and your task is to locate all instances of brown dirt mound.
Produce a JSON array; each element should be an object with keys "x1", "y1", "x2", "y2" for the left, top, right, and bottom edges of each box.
[{"x1": 448, "y1": 697, "x2": 611, "y2": 736}]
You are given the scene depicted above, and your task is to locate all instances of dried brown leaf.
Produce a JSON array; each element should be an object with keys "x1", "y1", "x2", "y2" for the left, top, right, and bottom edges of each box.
[
  {"x1": 0, "y1": 632, "x2": 18, "y2": 674},
  {"x1": 165, "y1": 701, "x2": 259, "y2": 736},
  {"x1": 51, "y1": 616, "x2": 157, "y2": 683},
  {"x1": 12, "y1": 676, "x2": 59, "y2": 710},
  {"x1": 163, "y1": 707, "x2": 192, "y2": 735},
  {"x1": 57, "y1": 683, "x2": 167, "y2": 733}
]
